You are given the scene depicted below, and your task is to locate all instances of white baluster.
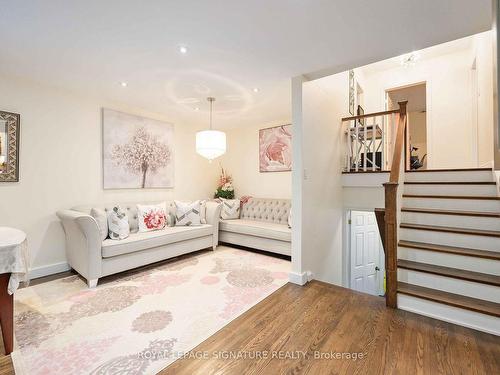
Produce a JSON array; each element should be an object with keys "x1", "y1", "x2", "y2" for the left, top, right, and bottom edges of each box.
[
  {"x1": 372, "y1": 116, "x2": 376, "y2": 171},
  {"x1": 355, "y1": 119, "x2": 359, "y2": 172},
  {"x1": 381, "y1": 115, "x2": 386, "y2": 171},
  {"x1": 363, "y1": 116, "x2": 367, "y2": 172}
]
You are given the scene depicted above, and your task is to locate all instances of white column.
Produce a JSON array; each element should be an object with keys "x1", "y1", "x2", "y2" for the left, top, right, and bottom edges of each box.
[{"x1": 290, "y1": 75, "x2": 308, "y2": 285}]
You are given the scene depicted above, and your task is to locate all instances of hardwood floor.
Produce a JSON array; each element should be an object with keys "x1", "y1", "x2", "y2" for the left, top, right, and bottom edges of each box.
[
  {"x1": 1, "y1": 274, "x2": 498, "y2": 374},
  {"x1": 161, "y1": 281, "x2": 500, "y2": 375}
]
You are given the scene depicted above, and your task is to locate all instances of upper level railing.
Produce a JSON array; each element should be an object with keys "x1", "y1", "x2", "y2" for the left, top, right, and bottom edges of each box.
[{"x1": 341, "y1": 104, "x2": 406, "y2": 173}]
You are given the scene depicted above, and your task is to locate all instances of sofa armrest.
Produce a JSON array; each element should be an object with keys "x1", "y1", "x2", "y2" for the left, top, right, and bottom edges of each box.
[
  {"x1": 56, "y1": 210, "x2": 102, "y2": 280},
  {"x1": 205, "y1": 201, "x2": 222, "y2": 248}
]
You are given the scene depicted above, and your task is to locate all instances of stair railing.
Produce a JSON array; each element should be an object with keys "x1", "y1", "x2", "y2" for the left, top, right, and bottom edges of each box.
[
  {"x1": 341, "y1": 107, "x2": 400, "y2": 172},
  {"x1": 382, "y1": 101, "x2": 408, "y2": 308}
]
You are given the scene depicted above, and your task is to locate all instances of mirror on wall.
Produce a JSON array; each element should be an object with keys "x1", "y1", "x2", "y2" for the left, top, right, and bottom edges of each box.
[{"x1": 0, "y1": 111, "x2": 20, "y2": 182}]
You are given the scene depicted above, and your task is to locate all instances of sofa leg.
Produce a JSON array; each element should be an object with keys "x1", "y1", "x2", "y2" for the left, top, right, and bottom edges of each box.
[{"x1": 87, "y1": 278, "x2": 98, "y2": 288}]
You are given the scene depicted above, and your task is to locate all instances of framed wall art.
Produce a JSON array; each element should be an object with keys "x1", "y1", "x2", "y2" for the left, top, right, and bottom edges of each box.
[
  {"x1": 0, "y1": 111, "x2": 20, "y2": 182},
  {"x1": 102, "y1": 109, "x2": 174, "y2": 189},
  {"x1": 259, "y1": 124, "x2": 292, "y2": 172}
]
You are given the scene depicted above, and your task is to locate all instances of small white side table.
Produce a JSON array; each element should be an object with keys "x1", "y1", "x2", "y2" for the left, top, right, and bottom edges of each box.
[{"x1": 0, "y1": 227, "x2": 29, "y2": 355}]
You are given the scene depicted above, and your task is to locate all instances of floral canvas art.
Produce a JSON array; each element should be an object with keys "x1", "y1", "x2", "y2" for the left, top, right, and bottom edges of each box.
[
  {"x1": 103, "y1": 109, "x2": 174, "y2": 189},
  {"x1": 259, "y1": 124, "x2": 292, "y2": 172}
]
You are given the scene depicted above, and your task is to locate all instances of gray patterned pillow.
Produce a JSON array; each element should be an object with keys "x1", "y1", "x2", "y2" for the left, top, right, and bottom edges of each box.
[
  {"x1": 220, "y1": 198, "x2": 240, "y2": 220},
  {"x1": 174, "y1": 200, "x2": 202, "y2": 226},
  {"x1": 107, "y1": 206, "x2": 130, "y2": 240}
]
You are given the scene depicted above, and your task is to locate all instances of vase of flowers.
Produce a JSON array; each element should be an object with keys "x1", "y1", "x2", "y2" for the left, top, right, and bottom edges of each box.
[{"x1": 214, "y1": 166, "x2": 235, "y2": 199}]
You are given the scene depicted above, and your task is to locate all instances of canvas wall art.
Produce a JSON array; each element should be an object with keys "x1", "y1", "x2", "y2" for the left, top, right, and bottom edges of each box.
[
  {"x1": 259, "y1": 124, "x2": 292, "y2": 172},
  {"x1": 103, "y1": 109, "x2": 174, "y2": 189}
]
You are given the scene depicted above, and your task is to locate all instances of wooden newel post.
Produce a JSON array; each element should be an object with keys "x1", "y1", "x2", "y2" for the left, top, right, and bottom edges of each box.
[{"x1": 383, "y1": 181, "x2": 398, "y2": 308}]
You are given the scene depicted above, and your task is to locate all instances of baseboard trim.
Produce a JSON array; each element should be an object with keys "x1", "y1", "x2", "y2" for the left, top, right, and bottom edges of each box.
[
  {"x1": 29, "y1": 262, "x2": 71, "y2": 280},
  {"x1": 288, "y1": 270, "x2": 313, "y2": 285},
  {"x1": 398, "y1": 294, "x2": 500, "y2": 336}
]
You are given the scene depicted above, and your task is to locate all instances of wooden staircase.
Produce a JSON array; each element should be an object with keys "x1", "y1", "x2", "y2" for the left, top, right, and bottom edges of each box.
[{"x1": 395, "y1": 168, "x2": 500, "y2": 334}]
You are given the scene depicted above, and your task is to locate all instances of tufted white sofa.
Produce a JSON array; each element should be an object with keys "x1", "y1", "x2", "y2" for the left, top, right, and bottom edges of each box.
[
  {"x1": 219, "y1": 198, "x2": 291, "y2": 256},
  {"x1": 57, "y1": 201, "x2": 221, "y2": 287}
]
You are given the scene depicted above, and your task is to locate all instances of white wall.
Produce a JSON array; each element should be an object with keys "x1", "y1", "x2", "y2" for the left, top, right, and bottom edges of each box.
[
  {"x1": 301, "y1": 72, "x2": 346, "y2": 285},
  {"x1": 360, "y1": 32, "x2": 495, "y2": 169},
  {"x1": 221, "y1": 122, "x2": 291, "y2": 199},
  {"x1": 0, "y1": 75, "x2": 218, "y2": 273},
  {"x1": 474, "y1": 32, "x2": 495, "y2": 167}
]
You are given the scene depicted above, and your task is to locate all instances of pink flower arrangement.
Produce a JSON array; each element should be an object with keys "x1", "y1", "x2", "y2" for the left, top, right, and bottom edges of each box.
[
  {"x1": 217, "y1": 166, "x2": 232, "y2": 188},
  {"x1": 143, "y1": 209, "x2": 166, "y2": 229},
  {"x1": 214, "y1": 166, "x2": 235, "y2": 199}
]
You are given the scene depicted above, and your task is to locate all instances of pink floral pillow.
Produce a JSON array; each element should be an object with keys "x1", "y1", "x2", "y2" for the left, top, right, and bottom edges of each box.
[{"x1": 137, "y1": 203, "x2": 167, "y2": 232}]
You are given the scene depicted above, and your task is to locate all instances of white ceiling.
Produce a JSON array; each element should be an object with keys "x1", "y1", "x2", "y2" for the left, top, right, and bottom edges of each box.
[
  {"x1": 0, "y1": 0, "x2": 492, "y2": 129},
  {"x1": 360, "y1": 35, "x2": 476, "y2": 76}
]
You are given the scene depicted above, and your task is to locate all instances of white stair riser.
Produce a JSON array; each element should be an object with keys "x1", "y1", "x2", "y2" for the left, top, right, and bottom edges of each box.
[
  {"x1": 405, "y1": 171, "x2": 494, "y2": 182},
  {"x1": 397, "y1": 294, "x2": 500, "y2": 336},
  {"x1": 397, "y1": 269, "x2": 500, "y2": 303},
  {"x1": 404, "y1": 184, "x2": 497, "y2": 196},
  {"x1": 398, "y1": 247, "x2": 500, "y2": 276},
  {"x1": 400, "y1": 228, "x2": 500, "y2": 252},
  {"x1": 401, "y1": 212, "x2": 500, "y2": 231},
  {"x1": 403, "y1": 197, "x2": 500, "y2": 212}
]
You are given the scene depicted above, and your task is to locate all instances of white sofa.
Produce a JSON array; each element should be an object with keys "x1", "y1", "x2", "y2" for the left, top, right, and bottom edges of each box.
[
  {"x1": 57, "y1": 201, "x2": 221, "y2": 288},
  {"x1": 219, "y1": 198, "x2": 291, "y2": 256}
]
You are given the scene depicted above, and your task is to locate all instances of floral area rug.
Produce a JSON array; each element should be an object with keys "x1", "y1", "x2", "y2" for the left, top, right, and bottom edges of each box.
[{"x1": 11, "y1": 246, "x2": 290, "y2": 374}]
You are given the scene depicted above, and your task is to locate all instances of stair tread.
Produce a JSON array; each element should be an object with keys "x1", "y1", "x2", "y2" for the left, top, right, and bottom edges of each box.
[
  {"x1": 405, "y1": 168, "x2": 492, "y2": 173},
  {"x1": 397, "y1": 259, "x2": 500, "y2": 286},
  {"x1": 403, "y1": 194, "x2": 500, "y2": 200},
  {"x1": 404, "y1": 181, "x2": 496, "y2": 185},
  {"x1": 398, "y1": 240, "x2": 500, "y2": 260},
  {"x1": 401, "y1": 207, "x2": 500, "y2": 218},
  {"x1": 397, "y1": 282, "x2": 500, "y2": 317},
  {"x1": 400, "y1": 223, "x2": 500, "y2": 237}
]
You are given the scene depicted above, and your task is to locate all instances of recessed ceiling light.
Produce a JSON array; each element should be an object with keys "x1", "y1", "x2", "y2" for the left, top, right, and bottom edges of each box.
[
  {"x1": 253, "y1": 88, "x2": 259, "y2": 93},
  {"x1": 179, "y1": 45, "x2": 188, "y2": 54},
  {"x1": 194, "y1": 107, "x2": 200, "y2": 111},
  {"x1": 119, "y1": 81, "x2": 128, "y2": 87}
]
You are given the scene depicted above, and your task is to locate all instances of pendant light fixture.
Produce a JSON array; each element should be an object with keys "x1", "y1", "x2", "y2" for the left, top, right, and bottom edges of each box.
[{"x1": 196, "y1": 97, "x2": 226, "y2": 161}]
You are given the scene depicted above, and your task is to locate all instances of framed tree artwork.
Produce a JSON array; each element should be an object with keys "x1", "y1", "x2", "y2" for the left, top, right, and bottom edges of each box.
[
  {"x1": 102, "y1": 109, "x2": 174, "y2": 189},
  {"x1": 0, "y1": 111, "x2": 20, "y2": 182},
  {"x1": 259, "y1": 124, "x2": 292, "y2": 172}
]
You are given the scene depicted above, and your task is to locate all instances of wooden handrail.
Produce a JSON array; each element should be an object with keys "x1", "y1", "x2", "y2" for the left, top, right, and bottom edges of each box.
[
  {"x1": 341, "y1": 108, "x2": 400, "y2": 122},
  {"x1": 382, "y1": 100, "x2": 407, "y2": 309},
  {"x1": 388, "y1": 101, "x2": 408, "y2": 182}
]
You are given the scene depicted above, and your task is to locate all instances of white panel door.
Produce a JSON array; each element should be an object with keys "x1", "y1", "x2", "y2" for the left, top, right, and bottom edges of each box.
[{"x1": 350, "y1": 211, "x2": 382, "y2": 296}]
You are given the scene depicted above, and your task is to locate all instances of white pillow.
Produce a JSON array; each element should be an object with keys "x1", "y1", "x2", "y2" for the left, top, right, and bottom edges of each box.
[
  {"x1": 107, "y1": 206, "x2": 130, "y2": 240},
  {"x1": 220, "y1": 198, "x2": 240, "y2": 220},
  {"x1": 91, "y1": 208, "x2": 108, "y2": 241},
  {"x1": 137, "y1": 203, "x2": 168, "y2": 232},
  {"x1": 200, "y1": 200, "x2": 207, "y2": 224},
  {"x1": 175, "y1": 200, "x2": 202, "y2": 226}
]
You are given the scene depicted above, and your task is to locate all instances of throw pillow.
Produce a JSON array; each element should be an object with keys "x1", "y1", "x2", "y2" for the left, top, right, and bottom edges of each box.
[
  {"x1": 91, "y1": 208, "x2": 108, "y2": 241},
  {"x1": 137, "y1": 203, "x2": 168, "y2": 232},
  {"x1": 220, "y1": 198, "x2": 240, "y2": 220},
  {"x1": 175, "y1": 200, "x2": 202, "y2": 226},
  {"x1": 200, "y1": 200, "x2": 207, "y2": 224},
  {"x1": 107, "y1": 206, "x2": 130, "y2": 240}
]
